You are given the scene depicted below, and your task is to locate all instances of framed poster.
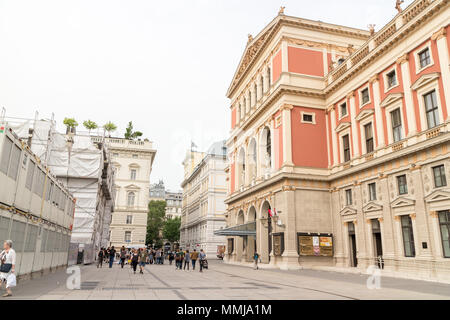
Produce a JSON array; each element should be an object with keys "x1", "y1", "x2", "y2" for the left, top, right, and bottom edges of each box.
[
  {"x1": 298, "y1": 233, "x2": 333, "y2": 257},
  {"x1": 272, "y1": 233, "x2": 284, "y2": 256}
]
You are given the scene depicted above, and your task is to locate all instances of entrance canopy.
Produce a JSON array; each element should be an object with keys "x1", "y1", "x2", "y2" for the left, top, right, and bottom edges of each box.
[{"x1": 214, "y1": 221, "x2": 256, "y2": 236}]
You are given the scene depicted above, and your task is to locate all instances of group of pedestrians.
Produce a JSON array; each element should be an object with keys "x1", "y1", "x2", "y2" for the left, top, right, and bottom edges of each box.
[
  {"x1": 96, "y1": 246, "x2": 209, "y2": 274},
  {"x1": 169, "y1": 248, "x2": 207, "y2": 272}
]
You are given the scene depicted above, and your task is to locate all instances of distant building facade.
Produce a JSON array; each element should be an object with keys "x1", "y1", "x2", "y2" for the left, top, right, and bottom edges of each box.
[
  {"x1": 149, "y1": 180, "x2": 182, "y2": 219},
  {"x1": 180, "y1": 141, "x2": 227, "y2": 256},
  {"x1": 108, "y1": 138, "x2": 156, "y2": 249}
]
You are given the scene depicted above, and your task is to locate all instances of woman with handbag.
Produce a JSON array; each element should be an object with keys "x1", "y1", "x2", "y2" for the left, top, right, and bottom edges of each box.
[{"x1": 0, "y1": 240, "x2": 16, "y2": 297}]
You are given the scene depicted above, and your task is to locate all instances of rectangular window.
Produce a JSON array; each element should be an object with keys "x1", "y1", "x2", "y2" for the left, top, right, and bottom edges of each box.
[
  {"x1": 345, "y1": 189, "x2": 352, "y2": 205},
  {"x1": 130, "y1": 169, "x2": 136, "y2": 180},
  {"x1": 391, "y1": 108, "x2": 403, "y2": 142},
  {"x1": 387, "y1": 70, "x2": 397, "y2": 88},
  {"x1": 132, "y1": 154, "x2": 138, "y2": 158},
  {"x1": 124, "y1": 231, "x2": 131, "y2": 243},
  {"x1": 364, "y1": 123, "x2": 374, "y2": 153},
  {"x1": 438, "y1": 210, "x2": 450, "y2": 258},
  {"x1": 25, "y1": 160, "x2": 35, "y2": 190},
  {"x1": 401, "y1": 215, "x2": 416, "y2": 257},
  {"x1": 342, "y1": 134, "x2": 351, "y2": 162},
  {"x1": 424, "y1": 90, "x2": 440, "y2": 129},
  {"x1": 302, "y1": 114, "x2": 313, "y2": 123},
  {"x1": 126, "y1": 215, "x2": 133, "y2": 224},
  {"x1": 368, "y1": 183, "x2": 377, "y2": 201},
  {"x1": 361, "y1": 88, "x2": 370, "y2": 104},
  {"x1": 433, "y1": 165, "x2": 447, "y2": 188},
  {"x1": 397, "y1": 175, "x2": 408, "y2": 195},
  {"x1": 0, "y1": 137, "x2": 13, "y2": 174},
  {"x1": 340, "y1": 103, "x2": 347, "y2": 118},
  {"x1": 418, "y1": 48, "x2": 431, "y2": 69}
]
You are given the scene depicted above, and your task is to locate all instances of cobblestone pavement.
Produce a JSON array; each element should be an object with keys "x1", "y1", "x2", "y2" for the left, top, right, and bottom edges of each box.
[{"x1": 3, "y1": 260, "x2": 450, "y2": 300}]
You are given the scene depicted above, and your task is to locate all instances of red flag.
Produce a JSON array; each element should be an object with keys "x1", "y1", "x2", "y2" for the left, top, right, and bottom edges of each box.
[{"x1": 268, "y1": 209, "x2": 273, "y2": 217}]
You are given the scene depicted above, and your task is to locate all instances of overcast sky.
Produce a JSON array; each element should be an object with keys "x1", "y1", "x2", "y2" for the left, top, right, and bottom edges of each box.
[{"x1": 0, "y1": 0, "x2": 413, "y2": 191}]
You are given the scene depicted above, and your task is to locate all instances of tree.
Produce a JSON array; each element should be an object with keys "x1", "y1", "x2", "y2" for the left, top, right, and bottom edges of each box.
[
  {"x1": 124, "y1": 121, "x2": 143, "y2": 140},
  {"x1": 146, "y1": 200, "x2": 166, "y2": 246},
  {"x1": 162, "y1": 216, "x2": 181, "y2": 244},
  {"x1": 83, "y1": 120, "x2": 98, "y2": 134},
  {"x1": 103, "y1": 121, "x2": 117, "y2": 137},
  {"x1": 63, "y1": 117, "x2": 78, "y2": 134}
]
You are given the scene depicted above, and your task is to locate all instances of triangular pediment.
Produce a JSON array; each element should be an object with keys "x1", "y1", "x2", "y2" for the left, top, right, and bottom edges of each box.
[
  {"x1": 124, "y1": 184, "x2": 141, "y2": 190},
  {"x1": 335, "y1": 122, "x2": 351, "y2": 132},
  {"x1": 227, "y1": 21, "x2": 278, "y2": 96},
  {"x1": 390, "y1": 196, "x2": 415, "y2": 208},
  {"x1": 425, "y1": 190, "x2": 450, "y2": 203},
  {"x1": 340, "y1": 206, "x2": 357, "y2": 216},
  {"x1": 356, "y1": 108, "x2": 374, "y2": 121},
  {"x1": 380, "y1": 93, "x2": 403, "y2": 108},
  {"x1": 411, "y1": 72, "x2": 440, "y2": 91},
  {"x1": 362, "y1": 201, "x2": 383, "y2": 213}
]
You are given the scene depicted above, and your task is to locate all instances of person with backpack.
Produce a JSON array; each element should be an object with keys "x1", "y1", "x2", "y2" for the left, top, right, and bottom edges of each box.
[
  {"x1": 175, "y1": 250, "x2": 181, "y2": 269},
  {"x1": 168, "y1": 251, "x2": 174, "y2": 265},
  {"x1": 253, "y1": 252, "x2": 260, "y2": 270},
  {"x1": 191, "y1": 249, "x2": 198, "y2": 270},
  {"x1": 130, "y1": 249, "x2": 139, "y2": 274},
  {"x1": 199, "y1": 249, "x2": 207, "y2": 273},
  {"x1": 97, "y1": 248, "x2": 104, "y2": 268}
]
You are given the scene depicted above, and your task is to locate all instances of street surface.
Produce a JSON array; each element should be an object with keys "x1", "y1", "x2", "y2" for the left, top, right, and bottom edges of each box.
[{"x1": 5, "y1": 260, "x2": 450, "y2": 300}]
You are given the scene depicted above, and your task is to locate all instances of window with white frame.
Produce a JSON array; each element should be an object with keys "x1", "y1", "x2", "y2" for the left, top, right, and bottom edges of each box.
[
  {"x1": 124, "y1": 231, "x2": 131, "y2": 243},
  {"x1": 397, "y1": 175, "x2": 408, "y2": 195},
  {"x1": 340, "y1": 102, "x2": 348, "y2": 118},
  {"x1": 364, "y1": 122, "x2": 374, "y2": 153},
  {"x1": 418, "y1": 47, "x2": 431, "y2": 70},
  {"x1": 301, "y1": 112, "x2": 315, "y2": 124},
  {"x1": 368, "y1": 182, "x2": 377, "y2": 201},
  {"x1": 386, "y1": 69, "x2": 397, "y2": 89},
  {"x1": 361, "y1": 88, "x2": 370, "y2": 105},
  {"x1": 423, "y1": 90, "x2": 440, "y2": 129},
  {"x1": 390, "y1": 108, "x2": 403, "y2": 142},
  {"x1": 342, "y1": 134, "x2": 351, "y2": 162},
  {"x1": 127, "y1": 191, "x2": 135, "y2": 206},
  {"x1": 126, "y1": 215, "x2": 133, "y2": 224},
  {"x1": 345, "y1": 189, "x2": 352, "y2": 205},
  {"x1": 433, "y1": 165, "x2": 447, "y2": 188},
  {"x1": 130, "y1": 169, "x2": 137, "y2": 180}
]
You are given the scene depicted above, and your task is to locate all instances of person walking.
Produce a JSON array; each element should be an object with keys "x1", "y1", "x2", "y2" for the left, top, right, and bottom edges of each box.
[
  {"x1": 97, "y1": 248, "x2": 104, "y2": 268},
  {"x1": 138, "y1": 248, "x2": 148, "y2": 274},
  {"x1": 199, "y1": 249, "x2": 206, "y2": 273},
  {"x1": 130, "y1": 249, "x2": 139, "y2": 274},
  {"x1": 175, "y1": 250, "x2": 180, "y2": 269},
  {"x1": 156, "y1": 249, "x2": 162, "y2": 264},
  {"x1": 191, "y1": 249, "x2": 198, "y2": 270},
  {"x1": 253, "y1": 252, "x2": 260, "y2": 270},
  {"x1": 179, "y1": 250, "x2": 185, "y2": 271},
  {"x1": 0, "y1": 240, "x2": 16, "y2": 297},
  {"x1": 149, "y1": 250, "x2": 154, "y2": 265},
  {"x1": 168, "y1": 251, "x2": 174, "y2": 265},
  {"x1": 108, "y1": 246, "x2": 116, "y2": 268},
  {"x1": 120, "y1": 246, "x2": 126, "y2": 269},
  {"x1": 183, "y1": 250, "x2": 191, "y2": 270}
]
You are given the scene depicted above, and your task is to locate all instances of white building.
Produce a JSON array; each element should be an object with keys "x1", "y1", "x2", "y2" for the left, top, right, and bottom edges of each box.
[
  {"x1": 180, "y1": 141, "x2": 227, "y2": 256},
  {"x1": 108, "y1": 138, "x2": 156, "y2": 249}
]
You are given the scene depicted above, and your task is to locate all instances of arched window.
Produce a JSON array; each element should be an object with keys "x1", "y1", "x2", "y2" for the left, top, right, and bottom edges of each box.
[
  {"x1": 266, "y1": 130, "x2": 271, "y2": 161},
  {"x1": 127, "y1": 192, "x2": 135, "y2": 206},
  {"x1": 267, "y1": 67, "x2": 271, "y2": 87},
  {"x1": 254, "y1": 83, "x2": 258, "y2": 102}
]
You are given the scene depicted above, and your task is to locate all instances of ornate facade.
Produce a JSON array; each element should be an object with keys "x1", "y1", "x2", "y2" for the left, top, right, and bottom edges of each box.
[
  {"x1": 223, "y1": 0, "x2": 450, "y2": 281},
  {"x1": 108, "y1": 138, "x2": 156, "y2": 248}
]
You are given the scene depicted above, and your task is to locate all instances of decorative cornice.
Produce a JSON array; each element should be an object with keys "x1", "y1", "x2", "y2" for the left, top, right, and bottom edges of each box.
[
  {"x1": 280, "y1": 104, "x2": 294, "y2": 111},
  {"x1": 346, "y1": 91, "x2": 355, "y2": 99},
  {"x1": 369, "y1": 74, "x2": 379, "y2": 84}
]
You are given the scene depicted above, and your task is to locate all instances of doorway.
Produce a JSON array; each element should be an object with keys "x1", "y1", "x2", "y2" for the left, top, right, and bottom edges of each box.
[
  {"x1": 348, "y1": 222, "x2": 357, "y2": 267},
  {"x1": 371, "y1": 219, "x2": 384, "y2": 269}
]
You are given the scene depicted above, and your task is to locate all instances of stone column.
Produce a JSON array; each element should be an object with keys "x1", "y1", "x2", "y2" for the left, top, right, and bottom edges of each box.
[
  {"x1": 410, "y1": 166, "x2": 433, "y2": 258},
  {"x1": 379, "y1": 174, "x2": 396, "y2": 270},
  {"x1": 397, "y1": 54, "x2": 417, "y2": 136},
  {"x1": 370, "y1": 75, "x2": 385, "y2": 147},
  {"x1": 279, "y1": 186, "x2": 300, "y2": 270},
  {"x1": 281, "y1": 104, "x2": 294, "y2": 169},
  {"x1": 432, "y1": 27, "x2": 450, "y2": 121},
  {"x1": 331, "y1": 190, "x2": 346, "y2": 267},
  {"x1": 348, "y1": 91, "x2": 360, "y2": 157},
  {"x1": 329, "y1": 106, "x2": 339, "y2": 166}
]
